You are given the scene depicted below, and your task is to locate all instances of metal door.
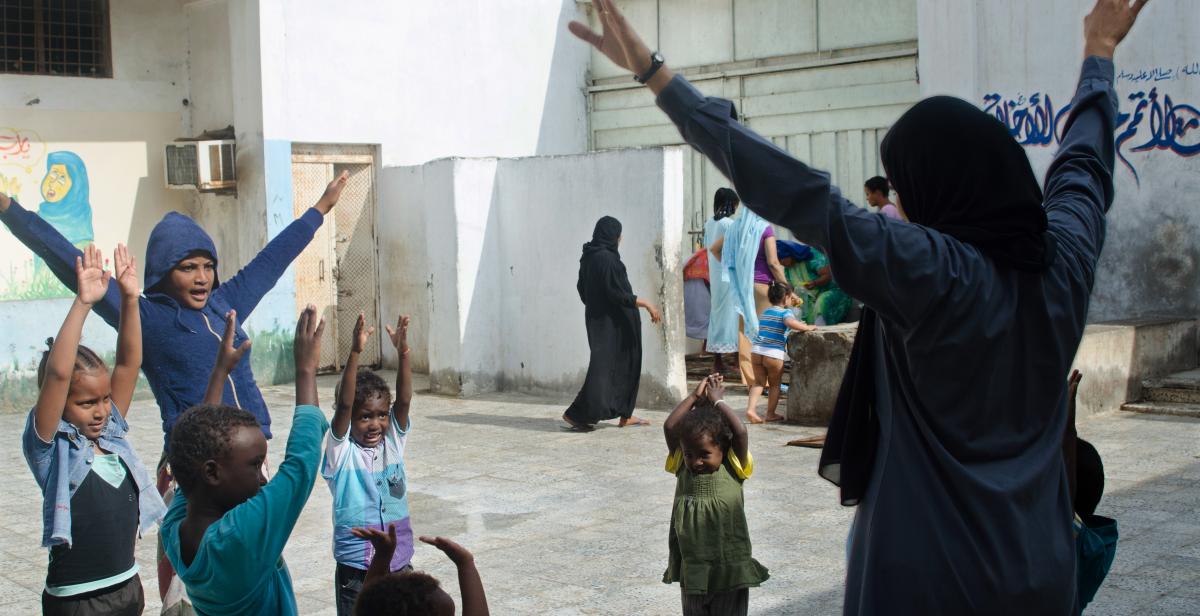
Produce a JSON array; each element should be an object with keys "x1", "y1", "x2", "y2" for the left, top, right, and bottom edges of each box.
[
  {"x1": 332, "y1": 162, "x2": 380, "y2": 367},
  {"x1": 291, "y1": 161, "x2": 339, "y2": 372}
]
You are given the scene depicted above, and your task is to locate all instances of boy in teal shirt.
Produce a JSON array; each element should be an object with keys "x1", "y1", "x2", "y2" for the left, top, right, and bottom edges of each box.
[{"x1": 160, "y1": 306, "x2": 330, "y2": 615}]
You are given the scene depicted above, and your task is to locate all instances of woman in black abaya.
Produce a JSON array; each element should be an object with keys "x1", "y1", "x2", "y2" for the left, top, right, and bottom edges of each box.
[{"x1": 563, "y1": 216, "x2": 662, "y2": 431}]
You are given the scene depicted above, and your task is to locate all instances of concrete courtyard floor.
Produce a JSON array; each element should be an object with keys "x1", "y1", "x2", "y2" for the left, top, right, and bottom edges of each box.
[{"x1": 0, "y1": 373, "x2": 1198, "y2": 615}]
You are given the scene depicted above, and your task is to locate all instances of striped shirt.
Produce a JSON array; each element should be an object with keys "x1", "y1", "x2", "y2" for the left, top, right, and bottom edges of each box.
[
  {"x1": 322, "y1": 414, "x2": 412, "y2": 572},
  {"x1": 753, "y1": 305, "x2": 792, "y2": 352}
]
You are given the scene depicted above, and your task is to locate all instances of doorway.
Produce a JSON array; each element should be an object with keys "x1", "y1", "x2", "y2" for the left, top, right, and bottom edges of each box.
[{"x1": 290, "y1": 144, "x2": 381, "y2": 373}]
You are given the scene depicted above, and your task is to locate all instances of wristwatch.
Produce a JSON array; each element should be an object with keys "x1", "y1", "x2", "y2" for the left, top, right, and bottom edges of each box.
[{"x1": 634, "y1": 51, "x2": 665, "y2": 84}]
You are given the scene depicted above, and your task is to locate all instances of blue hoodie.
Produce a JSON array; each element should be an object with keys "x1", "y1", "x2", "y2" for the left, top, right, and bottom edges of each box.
[{"x1": 2, "y1": 200, "x2": 325, "y2": 447}]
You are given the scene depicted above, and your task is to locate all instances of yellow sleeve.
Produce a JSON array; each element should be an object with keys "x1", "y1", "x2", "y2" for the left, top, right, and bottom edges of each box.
[
  {"x1": 727, "y1": 449, "x2": 754, "y2": 480},
  {"x1": 665, "y1": 449, "x2": 683, "y2": 474}
]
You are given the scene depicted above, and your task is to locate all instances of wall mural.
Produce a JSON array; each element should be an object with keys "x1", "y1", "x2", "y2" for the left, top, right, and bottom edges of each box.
[
  {"x1": 0, "y1": 128, "x2": 95, "y2": 300},
  {"x1": 980, "y1": 60, "x2": 1200, "y2": 186}
]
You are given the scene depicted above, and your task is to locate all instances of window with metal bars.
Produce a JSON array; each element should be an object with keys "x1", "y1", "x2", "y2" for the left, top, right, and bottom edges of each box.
[{"x1": 0, "y1": 0, "x2": 111, "y2": 78}]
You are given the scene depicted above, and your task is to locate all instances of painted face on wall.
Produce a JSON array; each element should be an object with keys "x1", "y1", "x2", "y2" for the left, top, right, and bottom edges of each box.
[{"x1": 41, "y1": 164, "x2": 72, "y2": 203}]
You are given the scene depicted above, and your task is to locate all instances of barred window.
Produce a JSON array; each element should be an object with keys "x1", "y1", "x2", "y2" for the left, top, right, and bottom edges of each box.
[{"x1": 1, "y1": 0, "x2": 111, "y2": 78}]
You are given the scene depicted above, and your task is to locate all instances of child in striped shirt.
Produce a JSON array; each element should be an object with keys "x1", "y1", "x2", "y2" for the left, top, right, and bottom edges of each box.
[
  {"x1": 324, "y1": 312, "x2": 416, "y2": 615},
  {"x1": 747, "y1": 282, "x2": 816, "y2": 423}
]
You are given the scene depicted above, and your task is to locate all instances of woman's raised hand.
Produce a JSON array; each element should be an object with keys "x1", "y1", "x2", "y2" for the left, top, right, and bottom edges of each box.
[
  {"x1": 1084, "y1": 0, "x2": 1150, "y2": 58},
  {"x1": 0, "y1": 192, "x2": 10, "y2": 213},
  {"x1": 75, "y1": 244, "x2": 110, "y2": 306},
  {"x1": 568, "y1": 0, "x2": 653, "y2": 75},
  {"x1": 315, "y1": 170, "x2": 350, "y2": 215}
]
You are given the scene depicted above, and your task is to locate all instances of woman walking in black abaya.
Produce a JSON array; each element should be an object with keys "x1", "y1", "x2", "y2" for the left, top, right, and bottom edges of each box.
[{"x1": 563, "y1": 216, "x2": 662, "y2": 431}]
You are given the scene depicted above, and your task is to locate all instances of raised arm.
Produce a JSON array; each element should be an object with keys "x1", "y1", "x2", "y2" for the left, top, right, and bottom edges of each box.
[
  {"x1": 202, "y1": 310, "x2": 252, "y2": 406},
  {"x1": 420, "y1": 536, "x2": 490, "y2": 616},
  {"x1": 352, "y1": 524, "x2": 397, "y2": 585},
  {"x1": 663, "y1": 378, "x2": 707, "y2": 453},
  {"x1": 110, "y1": 244, "x2": 142, "y2": 415},
  {"x1": 0, "y1": 194, "x2": 122, "y2": 327},
  {"x1": 294, "y1": 305, "x2": 324, "y2": 408},
  {"x1": 384, "y1": 314, "x2": 413, "y2": 429},
  {"x1": 705, "y1": 376, "x2": 749, "y2": 463},
  {"x1": 213, "y1": 172, "x2": 348, "y2": 318},
  {"x1": 570, "y1": 0, "x2": 960, "y2": 328},
  {"x1": 333, "y1": 313, "x2": 374, "y2": 438},
  {"x1": 1043, "y1": 0, "x2": 1147, "y2": 278},
  {"x1": 33, "y1": 245, "x2": 110, "y2": 441}
]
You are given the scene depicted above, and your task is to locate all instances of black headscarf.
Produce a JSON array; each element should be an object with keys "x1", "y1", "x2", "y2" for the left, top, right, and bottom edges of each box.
[
  {"x1": 583, "y1": 215, "x2": 622, "y2": 257},
  {"x1": 820, "y1": 96, "x2": 1058, "y2": 506}
]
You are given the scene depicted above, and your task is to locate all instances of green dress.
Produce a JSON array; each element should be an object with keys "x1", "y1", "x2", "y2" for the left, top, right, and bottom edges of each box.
[
  {"x1": 663, "y1": 449, "x2": 769, "y2": 594},
  {"x1": 784, "y1": 248, "x2": 851, "y2": 325}
]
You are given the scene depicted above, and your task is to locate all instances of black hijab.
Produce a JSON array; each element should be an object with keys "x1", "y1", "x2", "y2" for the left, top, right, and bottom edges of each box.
[
  {"x1": 583, "y1": 215, "x2": 622, "y2": 257},
  {"x1": 820, "y1": 96, "x2": 1057, "y2": 506}
]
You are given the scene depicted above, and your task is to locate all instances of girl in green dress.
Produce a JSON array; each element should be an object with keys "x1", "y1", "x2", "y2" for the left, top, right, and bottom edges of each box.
[{"x1": 662, "y1": 374, "x2": 769, "y2": 616}]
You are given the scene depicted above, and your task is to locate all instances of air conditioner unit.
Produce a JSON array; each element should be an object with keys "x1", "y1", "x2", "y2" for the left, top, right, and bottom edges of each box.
[{"x1": 164, "y1": 139, "x2": 236, "y2": 192}]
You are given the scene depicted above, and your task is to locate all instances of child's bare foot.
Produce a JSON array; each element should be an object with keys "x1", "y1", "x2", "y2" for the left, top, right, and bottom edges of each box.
[
  {"x1": 618, "y1": 416, "x2": 650, "y2": 427},
  {"x1": 765, "y1": 413, "x2": 786, "y2": 423},
  {"x1": 746, "y1": 412, "x2": 764, "y2": 424}
]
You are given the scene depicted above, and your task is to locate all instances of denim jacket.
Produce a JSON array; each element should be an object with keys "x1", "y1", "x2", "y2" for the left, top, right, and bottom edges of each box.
[{"x1": 22, "y1": 408, "x2": 166, "y2": 547}]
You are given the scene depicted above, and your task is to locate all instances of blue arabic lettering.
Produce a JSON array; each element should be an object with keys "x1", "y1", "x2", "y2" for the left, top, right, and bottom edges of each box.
[{"x1": 983, "y1": 88, "x2": 1200, "y2": 186}]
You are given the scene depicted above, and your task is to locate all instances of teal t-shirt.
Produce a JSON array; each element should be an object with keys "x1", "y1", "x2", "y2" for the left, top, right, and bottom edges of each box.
[{"x1": 161, "y1": 405, "x2": 329, "y2": 616}]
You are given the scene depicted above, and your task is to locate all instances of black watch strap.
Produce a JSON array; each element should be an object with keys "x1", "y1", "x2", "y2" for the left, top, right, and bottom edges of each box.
[{"x1": 634, "y1": 51, "x2": 665, "y2": 84}]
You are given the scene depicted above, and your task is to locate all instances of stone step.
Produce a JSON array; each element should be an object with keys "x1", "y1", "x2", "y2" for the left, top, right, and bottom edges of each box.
[
  {"x1": 1142, "y1": 368, "x2": 1200, "y2": 392},
  {"x1": 1143, "y1": 387, "x2": 1200, "y2": 404},
  {"x1": 1121, "y1": 401, "x2": 1200, "y2": 419}
]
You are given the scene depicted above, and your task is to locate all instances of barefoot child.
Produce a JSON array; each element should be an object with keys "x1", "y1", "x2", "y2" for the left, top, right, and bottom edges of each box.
[
  {"x1": 352, "y1": 525, "x2": 489, "y2": 616},
  {"x1": 23, "y1": 245, "x2": 165, "y2": 615},
  {"x1": 746, "y1": 282, "x2": 815, "y2": 424},
  {"x1": 324, "y1": 312, "x2": 416, "y2": 615},
  {"x1": 159, "y1": 306, "x2": 331, "y2": 615},
  {"x1": 662, "y1": 374, "x2": 769, "y2": 615}
]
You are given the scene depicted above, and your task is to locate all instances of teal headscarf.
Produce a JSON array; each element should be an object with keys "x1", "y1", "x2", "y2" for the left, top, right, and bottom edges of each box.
[{"x1": 37, "y1": 151, "x2": 94, "y2": 245}]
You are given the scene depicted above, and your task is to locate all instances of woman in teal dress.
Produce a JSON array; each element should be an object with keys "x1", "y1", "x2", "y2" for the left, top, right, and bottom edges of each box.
[{"x1": 777, "y1": 240, "x2": 850, "y2": 325}]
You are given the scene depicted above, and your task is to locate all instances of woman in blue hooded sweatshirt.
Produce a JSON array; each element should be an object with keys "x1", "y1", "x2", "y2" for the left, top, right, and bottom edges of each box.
[{"x1": 0, "y1": 170, "x2": 348, "y2": 603}]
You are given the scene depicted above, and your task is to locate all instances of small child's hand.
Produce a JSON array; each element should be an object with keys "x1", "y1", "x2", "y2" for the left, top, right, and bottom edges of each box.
[
  {"x1": 293, "y1": 304, "x2": 326, "y2": 372},
  {"x1": 113, "y1": 243, "x2": 139, "y2": 299},
  {"x1": 216, "y1": 310, "x2": 252, "y2": 373},
  {"x1": 704, "y1": 374, "x2": 726, "y2": 404},
  {"x1": 692, "y1": 376, "x2": 709, "y2": 400},
  {"x1": 351, "y1": 312, "x2": 375, "y2": 354},
  {"x1": 75, "y1": 244, "x2": 111, "y2": 306},
  {"x1": 352, "y1": 524, "x2": 398, "y2": 562},
  {"x1": 1068, "y1": 369, "x2": 1083, "y2": 400},
  {"x1": 419, "y1": 535, "x2": 475, "y2": 567},
  {"x1": 385, "y1": 314, "x2": 411, "y2": 353}
]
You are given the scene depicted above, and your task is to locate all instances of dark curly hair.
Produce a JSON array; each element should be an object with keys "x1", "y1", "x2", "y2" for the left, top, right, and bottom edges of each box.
[
  {"x1": 37, "y1": 337, "x2": 106, "y2": 387},
  {"x1": 354, "y1": 571, "x2": 444, "y2": 615},
  {"x1": 678, "y1": 401, "x2": 733, "y2": 452},
  {"x1": 169, "y1": 404, "x2": 260, "y2": 493},
  {"x1": 335, "y1": 368, "x2": 393, "y2": 415}
]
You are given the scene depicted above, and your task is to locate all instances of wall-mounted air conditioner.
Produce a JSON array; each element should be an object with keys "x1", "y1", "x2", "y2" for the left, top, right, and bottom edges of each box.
[{"x1": 165, "y1": 139, "x2": 236, "y2": 192}]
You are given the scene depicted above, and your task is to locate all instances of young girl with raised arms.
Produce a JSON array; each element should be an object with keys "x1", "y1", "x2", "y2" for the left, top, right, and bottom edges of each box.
[
  {"x1": 23, "y1": 244, "x2": 165, "y2": 615},
  {"x1": 662, "y1": 374, "x2": 769, "y2": 616}
]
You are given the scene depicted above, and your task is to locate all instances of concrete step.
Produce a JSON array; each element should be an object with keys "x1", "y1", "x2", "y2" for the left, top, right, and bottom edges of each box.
[
  {"x1": 1121, "y1": 400, "x2": 1200, "y2": 419},
  {"x1": 1142, "y1": 368, "x2": 1200, "y2": 404}
]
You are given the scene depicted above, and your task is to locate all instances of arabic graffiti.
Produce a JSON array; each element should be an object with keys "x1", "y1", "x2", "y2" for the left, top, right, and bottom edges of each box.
[
  {"x1": 1118, "y1": 61, "x2": 1200, "y2": 84},
  {"x1": 982, "y1": 88, "x2": 1200, "y2": 185},
  {"x1": 0, "y1": 127, "x2": 47, "y2": 174}
]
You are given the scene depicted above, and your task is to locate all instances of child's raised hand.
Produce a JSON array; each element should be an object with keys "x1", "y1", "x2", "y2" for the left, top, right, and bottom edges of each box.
[
  {"x1": 704, "y1": 374, "x2": 726, "y2": 404},
  {"x1": 385, "y1": 314, "x2": 411, "y2": 352},
  {"x1": 217, "y1": 310, "x2": 252, "y2": 373},
  {"x1": 293, "y1": 304, "x2": 326, "y2": 372},
  {"x1": 352, "y1": 312, "x2": 375, "y2": 354},
  {"x1": 692, "y1": 376, "x2": 709, "y2": 399},
  {"x1": 75, "y1": 244, "x2": 111, "y2": 306},
  {"x1": 113, "y1": 243, "x2": 139, "y2": 299},
  {"x1": 315, "y1": 170, "x2": 350, "y2": 215},
  {"x1": 352, "y1": 523, "x2": 398, "y2": 561},
  {"x1": 1068, "y1": 369, "x2": 1083, "y2": 400},
  {"x1": 419, "y1": 535, "x2": 475, "y2": 567}
]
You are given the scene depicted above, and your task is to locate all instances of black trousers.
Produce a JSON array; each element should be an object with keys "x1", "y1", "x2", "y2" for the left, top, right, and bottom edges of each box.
[{"x1": 42, "y1": 574, "x2": 144, "y2": 616}]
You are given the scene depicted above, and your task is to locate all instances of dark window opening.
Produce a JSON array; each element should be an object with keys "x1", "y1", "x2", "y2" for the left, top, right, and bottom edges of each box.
[{"x1": 0, "y1": 0, "x2": 111, "y2": 78}]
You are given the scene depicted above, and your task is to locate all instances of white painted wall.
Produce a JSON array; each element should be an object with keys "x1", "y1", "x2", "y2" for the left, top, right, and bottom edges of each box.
[
  {"x1": 918, "y1": 0, "x2": 1200, "y2": 322},
  {"x1": 377, "y1": 148, "x2": 688, "y2": 407},
  {"x1": 255, "y1": 0, "x2": 590, "y2": 166}
]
